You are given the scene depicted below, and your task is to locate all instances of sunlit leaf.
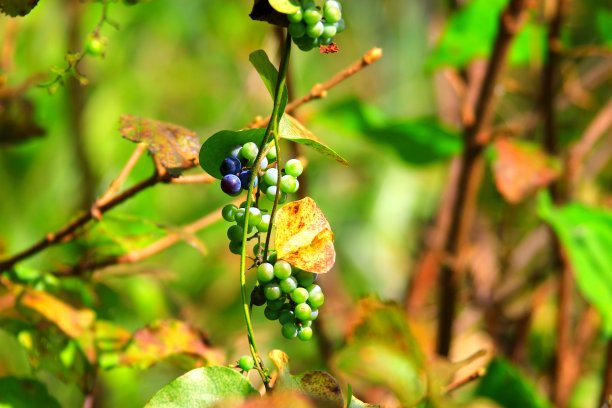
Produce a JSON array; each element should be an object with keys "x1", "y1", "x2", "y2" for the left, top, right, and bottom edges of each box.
[
  {"x1": 274, "y1": 197, "x2": 336, "y2": 274},
  {"x1": 333, "y1": 298, "x2": 427, "y2": 406},
  {"x1": 538, "y1": 193, "x2": 612, "y2": 336},
  {"x1": 597, "y1": 9, "x2": 612, "y2": 47},
  {"x1": 0, "y1": 377, "x2": 61, "y2": 408},
  {"x1": 474, "y1": 358, "x2": 552, "y2": 408},
  {"x1": 489, "y1": 138, "x2": 560, "y2": 204},
  {"x1": 509, "y1": 22, "x2": 546, "y2": 66},
  {"x1": 145, "y1": 365, "x2": 258, "y2": 408},
  {"x1": 199, "y1": 128, "x2": 265, "y2": 179},
  {"x1": 19, "y1": 288, "x2": 95, "y2": 338},
  {"x1": 268, "y1": 0, "x2": 300, "y2": 14},
  {"x1": 249, "y1": 49, "x2": 288, "y2": 115},
  {"x1": 280, "y1": 115, "x2": 349, "y2": 165},
  {"x1": 119, "y1": 319, "x2": 222, "y2": 369},
  {"x1": 0, "y1": 0, "x2": 39, "y2": 16},
  {"x1": 119, "y1": 114, "x2": 200, "y2": 174}
]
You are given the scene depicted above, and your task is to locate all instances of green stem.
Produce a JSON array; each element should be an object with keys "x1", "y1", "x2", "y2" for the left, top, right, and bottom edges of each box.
[{"x1": 238, "y1": 31, "x2": 292, "y2": 387}]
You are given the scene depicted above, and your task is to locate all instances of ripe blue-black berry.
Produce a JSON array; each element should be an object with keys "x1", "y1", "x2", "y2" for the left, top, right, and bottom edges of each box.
[
  {"x1": 239, "y1": 170, "x2": 257, "y2": 190},
  {"x1": 220, "y1": 156, "x2": 241, "y2": 176},
  {"x1": 221, "y1": 174, "x2": 241, "y2": 196}
]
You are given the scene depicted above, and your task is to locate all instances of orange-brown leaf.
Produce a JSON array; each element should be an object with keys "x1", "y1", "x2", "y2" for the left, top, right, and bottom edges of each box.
[
  {"x1": 119, "y1": 115, "x2": 199, "y2": 173},
  {"x1": 119, "y1": 319, "x2": 221, "y2": 368},
  {"x1": 274, "y1": 197, "x2": 336, "y2": 274},
  {"x1": 491, "y1": 138, "x2": 560, "y2": 204},
  {"x1": 20, "y1": 289, "x2": 95, "y2": 338}
]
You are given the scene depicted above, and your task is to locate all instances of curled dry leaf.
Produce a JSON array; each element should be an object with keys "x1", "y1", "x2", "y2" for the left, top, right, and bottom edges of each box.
[
  {"x1": 274, "y1": 197, "x2": 336, "y2": 274},
  {"x1": 119, "y1": 115, "x2": 200, "y2": 174},
  {"x1": 491, "y1": 138, "x2": 560, "y2": 204}
]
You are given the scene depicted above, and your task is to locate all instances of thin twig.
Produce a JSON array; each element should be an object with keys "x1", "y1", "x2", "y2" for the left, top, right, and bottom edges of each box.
[
  {"x1": 436, "y1": 0, "x2": 529, "y2": 357},
  {"x1": 248, "y1": 47, "x2": 383, "y2": 129},
  {"x1": 444, "y1": 367, "x2": 486, "y2": 393},
  {"x1": 96, "y1": 143, "x2": 148, "y2": 204},
  {"x1": 602, "y1": 340, "x2": 612, "y2": 407}
]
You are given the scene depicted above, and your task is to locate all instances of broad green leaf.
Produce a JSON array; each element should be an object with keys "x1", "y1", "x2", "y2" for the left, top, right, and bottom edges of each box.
[
  {"x1": 474, "y1": 358, "x2": 552, "y2": 408},
  {"x1": 426, "y1": 0, "x2": 507, "y2": 69},
  {"x1": 268, "y1": 0, "x2": 300, "y2": 14},
  {"x1": 0, "y1": 0, "x2": 40, "y2": 17},
  {"x1": 146, "y1": 366, "x2": 258, "y2": 408},
  {"x1": 274, "y1": 197, "x2": 336, "y2": 274},
  {"x1": 597, "y1": 9, "x2": 612, "y2": 47},
  {"x1": 538, "y1": 193, "x2": 612, "y2": 336},
  {"x1": 119, "y1": 115, "x2": 200, "y2": 174},
  {"x1": 427, "y1": 0, "x2": 546, "y2": 69},
  {"x1": 333, "y1": 299, "x2": 427, "y2": 406},
  {"x1": 198, "y1": 128, "x2": 265, "y2": 179},
  {"x1": 249, "y1": 50, "x2": 288, "y2": 116},
  {"x1": 119, "y1": 319, "x2": 222, "y2": 369},
  {"x1": 0, "y1": 377, "x2": 61, "y2": 408},
  {"x1": 488, "y1": 138, "x2": 560, "y2": 204},
  {"x1": 318, "y1": 99, "x2": 460, "y2": 166},
  {"x1": 366, "y1": 118, "x2": 461, "y2": 166},
  {"x1": 279, "y1": 115, "x2": 349, "y2": 165}
]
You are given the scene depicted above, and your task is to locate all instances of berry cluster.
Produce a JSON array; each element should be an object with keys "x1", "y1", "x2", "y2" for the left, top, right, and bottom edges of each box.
[
  {"x1": 250, "y1": 260, "x2": 324, "y2": 341},
  {"x1": 286, "y1": 0, "x2": 345, "y2": 51}
]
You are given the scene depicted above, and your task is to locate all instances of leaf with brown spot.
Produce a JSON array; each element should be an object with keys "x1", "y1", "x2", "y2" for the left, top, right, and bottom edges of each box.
[
  {"x1": 274, "y1": 197, "x2": 336, "y2": 274},
  {"x1": 119, "y1": 319, "x2": 222, "y2": 369},
  {"x1": 490, "y1": 138, "x2": 560, "y2": 204},
  {"x1": 19, "y1": 289, "x2": 95, "y2": 338},
  {"x1": 119, "y1": 115, "x2": 200, "y2": 174}
]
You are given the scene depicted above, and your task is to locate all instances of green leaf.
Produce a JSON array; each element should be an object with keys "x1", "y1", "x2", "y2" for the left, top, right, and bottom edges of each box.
[
  {"x1": 145, "y1": 366, "x2": 258, "y2": 408},
  {"x1": 0, "y1": 0, "x2": 40, "y2": 17},
  {"x1": 279, "y1": 115, "x2": 349, "y2": 165},
  {"x1": 474, "y1": 358, "x2": 552, "y2": 408},
  {"x1": 268, "y1": 0, "x2": 300, "y2": 14},
  {"x1": 538, "y1": 193, "x2": 612, "y2": 336},
  {"x1": 0, "y1": 377, "x2": 61, "y2": 408},
  {"x1": 198, "y1": 128, "x2": 266, "y2": 179},
  {"x1": 249, "y1": 49, "x2": 288, "y2": 119},
  {"x1": 509, "y1": 22, "x2": 546, "y2": 66},
  {"x1": 597, "y1": 9, "x2": 612, "y2": 47}
]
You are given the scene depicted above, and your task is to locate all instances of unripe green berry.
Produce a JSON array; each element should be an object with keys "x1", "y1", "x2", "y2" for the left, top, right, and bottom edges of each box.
[
  {"x1": 302, "y1": 7, "x2": 321, "y2": 25},
  {"x1": 264, "y1": 282, "x2": 282, "y2": 300},
  {"x1": 221, "y1": 204, "x2": 238, "y2": 222},
  {"x1": 297, "y1": 326, "x2": 313, "y2": 341},
  {"x1": 257, "y1": 263, "x2": 275, "y2": 283},
  {"x1": 288, "y1": 22, "x2": 306, "y2": 38},
  {"x1": 238, "y1": 355, "x2": 255, "y2": 371},
  {"x1": 291, "y1": 287, "x2": 309, "y2": 304},
  {"x1": 279, "y1": 276, "x2": 298, "y2": 293},
  {"x1": 294, "y1": 303, "x2": 312, "y2": 321},
  {"x1": 274, "y1": 260, "x2": 293, "y2": 279},
  {"x1": 281, "y1": 322, "x2": 298, "y2": 339},
  {"x1": 306, "y1": 21, "x2": 325, "y2": 39}
]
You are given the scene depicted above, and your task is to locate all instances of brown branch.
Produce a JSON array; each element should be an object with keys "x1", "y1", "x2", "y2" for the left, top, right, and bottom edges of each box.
[
  {"x1": 168, "y1": 174, "x2": 216, "y2": 184},
  {"x1": 444, "y1": 367, "x2": 486, "y2": 393},
  {"x1": 436, "y1": 0, "x2": 528, "y2": 357},
  {"x1": 96, "y1": 143, "x2": 147, "y2": 204},
  {"x1": 602, "y1": 340, "x2": 612, "y2": 408},
  {"x1": 248, "y1": 47, "x2": 383, "y2": 128}
]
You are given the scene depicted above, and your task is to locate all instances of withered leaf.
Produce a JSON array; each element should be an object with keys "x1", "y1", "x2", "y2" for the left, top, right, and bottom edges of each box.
[
  {"x1": 274, "y1": 197, "x2": 336, "y2": 274},
  {"x1": 0, "y1": 95, "x2": 45, "y2": 145},
  {"x1": 0, "y1": 0, "x2": 39, "y2": 16},
  {"x1": 491, "y1": 138, "x2": 560, "y2": 204},
  {"x1": 119, "y1": 115, "x2": 200, "y2": 174}
]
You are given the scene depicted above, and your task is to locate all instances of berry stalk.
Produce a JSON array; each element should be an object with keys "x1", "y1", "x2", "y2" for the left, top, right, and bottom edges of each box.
[{"x1": 238, "y1": 31, "x2": 293, "y2": 386}]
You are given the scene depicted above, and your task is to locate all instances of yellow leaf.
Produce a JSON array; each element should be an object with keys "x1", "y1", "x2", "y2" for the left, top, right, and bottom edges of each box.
[{"x1": 274, "y1": 197, "x2": 335, "y2": 274}]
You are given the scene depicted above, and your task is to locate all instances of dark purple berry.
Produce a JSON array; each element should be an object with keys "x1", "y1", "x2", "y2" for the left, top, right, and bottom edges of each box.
[
  {"x1": 239, "y1": 170, "x2": 257, "y2": 190},
  {"x1": 221, "y1": 174, "x2": 242, "y2": 196},
  {"x1": 251, "y1": 286, "x2": 266, "y2": 306},
  {"x1": 220, "y1": 156, "x2": 241, "y2": 176}
]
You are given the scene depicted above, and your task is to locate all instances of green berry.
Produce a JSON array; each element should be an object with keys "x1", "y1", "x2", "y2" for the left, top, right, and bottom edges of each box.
[
  {"x1": 309, "y1": 308, "x2": 319, "y2": 320},
  {"x1": 281, "y1": 322, "x2": 298, "y2": 339},
  {"x1": 284, "y1": 159, "x2": 303, "y2": 177},
  {"x1": 288, "y1": 22, "x2": 306, "y2": 38},
  {"x1": 294, "y1": 303, "x2": 312, "y2": 321},
  {"x1": 229, "y1": 241, "x2": 242, "y2": 255},
  {"x1": 246, "y1": 206, "x2": 262, "y2": 227},
  {"x1": 238, "y1": 355, "x2": 255, "y2": 371},
  {"x1": 279, "y1": 276, "x2": 298, "y2": 293},
  {"x1": 274, "y1": 260, "x2": 293, "y2": 279},
  {"x1": 266, "y1": 144, "x2": 277, "y2": 161},
  {"x1": 235, "y1": 208, "x2": 246, "y2": 225},
  {"x1": 257, "y1": 214, "x2": 271, "y2": 233},
  {"x1": 323, "y1": 2, "x2": 341, "y2": 24},
  {"x1": 287, "y1": 8, "x2": 303, "y2": 23},
  {"x1": 221, "y1": 204, "x2": 238, "y2": 222},
  {"x1": 295, "y1": 270, "x2": 316, "y2": 286},
  {"x1": 227, "y1": 225, "x2": 244, "y2": 242},
  {"x1": 321, "y1": 24, "x2": 337, "y2": 39},
  {"x1": 306, "y1": 21, "x2": 325, "y2": 38},
  {"x1": 85, "y1": 36, "x2": 105, "y2": 56},
  {"x1": 265, "y1": 186, "x2": 288, "y2": 203},
  {"x1": 267, "y1": 250, "x2": 278, "y2": 264},
  {"x1": 263, "y1": 168, "x2": 279, "y2": 186},
  {"x1": 239, "y1": 142, "x2": 259, "y2": 163},
  {"x1": 291, "y1": 287, "x2": 309, "y2": 304},
  {"x1": 302, "y1": 7, "x2": 321, "y2": 25},
  {"x1": 264, "y1": 282, "x2": 282, "y2": 300},
  {"x1": 264, "y1": 306, "x2": 280, "y2": 320},
  {"x1": 297, "y1": 326, "x2": 313, "y2": 341},
  {"x1": 279, "y1": 309, "x2": 296, "y2": 325},
  {"x1": 267, "y1": 298, "x2": 286, "y2": 311},
  {"x1": 257, "y1": 263, "x2": 275, "y2": 283},
  {"x1": 334, "y1": 18, "x2": 345, "y2": 33},
  {"x1": 308, "y1": 291, "x2": 325, "y2": 309},
  {"x1": 280, "y1": 175, "x2": 299, "y2": 194},
  {"x1": 307, "y1": 284, "x2": 322, "y2": 297}
]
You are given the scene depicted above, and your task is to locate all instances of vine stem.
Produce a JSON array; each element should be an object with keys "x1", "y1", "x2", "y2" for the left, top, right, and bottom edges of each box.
[{"x1": 238, "y1": 31, "x2": 292, "y2": 387}]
